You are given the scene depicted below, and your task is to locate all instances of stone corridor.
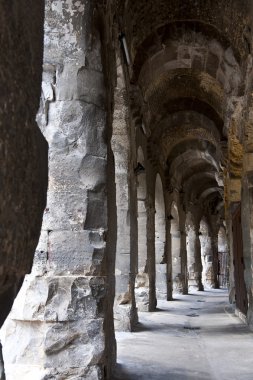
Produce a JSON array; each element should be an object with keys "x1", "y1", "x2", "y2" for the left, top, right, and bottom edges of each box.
[
  {"x1": 2, "y1": 1, "x2": 253, "y2": 378},
  {"x1": 113, "y1": 290, "x2": 253, "y2": 380}
]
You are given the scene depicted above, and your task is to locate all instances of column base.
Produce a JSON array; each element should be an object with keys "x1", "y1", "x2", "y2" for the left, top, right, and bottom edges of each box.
[
  {"x1": 1, "y1": 274, "x2": 112, "y2": 380},
  {"x1": 114, "y1": 303, "x2": 138, "y2": 331},
  {"x1": 135, "y1": 272, "x2": 150, "y2": 312}
]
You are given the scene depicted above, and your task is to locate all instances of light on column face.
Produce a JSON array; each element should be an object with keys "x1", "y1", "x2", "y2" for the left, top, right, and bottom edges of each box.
[
  {"x1": 141, "y1": 121, "x2": 147, "y2": 135},
  {"x1": 119, "y1": 32, "x2": 130, "y2": 65}
]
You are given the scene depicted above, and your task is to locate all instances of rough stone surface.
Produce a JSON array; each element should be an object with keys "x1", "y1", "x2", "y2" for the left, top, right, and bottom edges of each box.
[
  {"x1": 1, "y1": 1, "x2": 115, "y2": 379},
  {"x1": 2, "y1": 0, "x2": 253, "y2": 378}
]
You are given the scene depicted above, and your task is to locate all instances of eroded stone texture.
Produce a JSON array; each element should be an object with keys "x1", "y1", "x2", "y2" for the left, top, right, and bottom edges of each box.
[
  {"x1": 155, "y1": 174, "x2": 167, "y2": 300},
  {"x1": 135, "y1": 147, "x2": 150, "y2": 312},
  {"x1": 3, "y1": 0, "x2": 253, "y2": 377},
  {"x1": 112, "y1": 53, "x2": 138, "y2": 331},
  {"x1": 186, "y1": 216, "x2": 204, "y2": 292},
  {"x1": 1, "y1": 1, "x2": 115, "y2": 378},
  {"x1": 200, "y1": 223, "x2": 215, "y2": 289},
  {"x1": 170, "y1": 202, "x2": 183, "y2": 295}
]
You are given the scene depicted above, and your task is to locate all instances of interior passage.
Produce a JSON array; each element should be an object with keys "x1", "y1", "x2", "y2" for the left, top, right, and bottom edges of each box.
[
  {"x1": 113, "y1": 290, "x2": 253, "y2": 380},
  {"x1": 2, "y1": 1, "x2": 253, "y2": 379}
]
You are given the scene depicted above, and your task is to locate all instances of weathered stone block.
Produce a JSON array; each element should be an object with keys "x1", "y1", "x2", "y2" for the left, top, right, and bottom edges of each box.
[
  {"x1": 79, "y1": 155, "x2": 107, "y2": 190},
  {"x1": 47, "y1": 230, "x2": 105, "y2": 275},
  {"x1": 1, "y1": 317, "x2": 104, "y2": 380},
  {"x1": 84, "y1": 190, "x2": 107, "y2": 229},
  {"x1": 5, "y1": 274, "x2": 107, "y2": 322},
  {"x1": 44, "y1": 101, "x2": 106, "y2": 157},
  {"x1": 43, "y1": 188, "x2": 88, "y2": 231}
]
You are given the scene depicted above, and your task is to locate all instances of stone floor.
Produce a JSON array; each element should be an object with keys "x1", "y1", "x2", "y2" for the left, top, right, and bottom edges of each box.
[{"x1": 112, "y1": 289, "x2": 253, "y2": 380}]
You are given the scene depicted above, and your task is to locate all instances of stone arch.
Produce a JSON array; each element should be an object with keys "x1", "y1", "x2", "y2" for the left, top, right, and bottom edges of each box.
[{"x1": 155, "y1": 173, "x2": 167, "y2": 299}]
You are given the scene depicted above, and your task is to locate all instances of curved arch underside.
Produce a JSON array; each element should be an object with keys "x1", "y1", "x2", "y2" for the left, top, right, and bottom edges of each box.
[{"x1": 123, "y1": 3, "x2": 251, "y2": 213}]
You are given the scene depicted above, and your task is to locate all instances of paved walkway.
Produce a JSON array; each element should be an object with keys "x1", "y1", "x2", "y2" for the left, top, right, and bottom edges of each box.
[{"x1": 113, "y1": 289, "x2": 253, "y2": 380}]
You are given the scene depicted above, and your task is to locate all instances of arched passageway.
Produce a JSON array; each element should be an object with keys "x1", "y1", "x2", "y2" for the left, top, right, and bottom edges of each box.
[{"x1": 1, "y1": 0, "x2": 253, "y2": 379}]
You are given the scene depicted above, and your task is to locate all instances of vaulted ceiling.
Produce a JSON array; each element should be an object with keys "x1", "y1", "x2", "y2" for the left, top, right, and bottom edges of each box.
[{"x1": 116, "y1": 0, "x2": 251, "y2": 215}]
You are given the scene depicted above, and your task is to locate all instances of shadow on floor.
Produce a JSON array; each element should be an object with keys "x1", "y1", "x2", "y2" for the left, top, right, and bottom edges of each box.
[
  {"x1": 112, "y1": 363, "x2": 212, "y2": 380},
  {"x1": 133, "y1": 321, "x2": 186, "y2": 333}
]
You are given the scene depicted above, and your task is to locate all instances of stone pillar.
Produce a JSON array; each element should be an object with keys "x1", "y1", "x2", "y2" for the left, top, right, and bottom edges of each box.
[
  {"x1": 200, "y1": 232, "x2": 215, "y2": 288},
  {"x1": 211, "y1": 234, "x2": 219, "y2": 289},
  {"x1": 166, "y1": 219, "x2": 173, "y2": 301},
  {"x1": 171, "y1": 228, "x2": 182, "y2": 294},
  {"x1": 187, "y1": 225, "x2": 204, "y2": 291},
  {"x1": 135, "y1": 193, "x2": 150, "y2": 312},
  {"x1": 146, "y1": 195, "x2": 157, "y2": 310},
  {"x1": 195, "y1": 229, "x2": 204, "y2": 291},
  {"x1": 155, "y1": 260, "x2": 167, "y2": 300},
  {"x1": 155, "y1": 175, "x2": 167, "y2": 300},
  {"x1": 1, "y1": 1, "x2": 115, "y2": 379},
  {"x1": 180, "y1": 231, "x2": 188, "y2": 294},
  {"x1": 112, "y1": 55, "x2": 138, "y2": 331},
  {"x1": 242, "y1": 154, "x2": 253, "y2": 327}
]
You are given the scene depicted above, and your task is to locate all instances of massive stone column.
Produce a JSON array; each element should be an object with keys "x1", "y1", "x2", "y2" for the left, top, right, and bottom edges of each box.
[
  {"x1": 166, "y1": 218, "x2": 173, "y2": 301},
  {"x1": 194, "y1": 227, "x2": 204, "y2": 291},
  {"x1": 135, "y1": 155, "x2": 149, "y2": 312},
  {"x1": 241, "y1": 92, "x2": 253, "y2": 327},
  {"x1": 179, "y1": 208, "x2": 188, "y2": 295},
  {"x1": 187, "y1": 220, "x2": 204, "y2": 291},
  {"x1": 112, "y1": 54, "x2": 138, "y2": 331},
  {"x1": 170, "y1": 203, "x2": 182, "y2": 295},
  {"x1": 0, "y1": 1, "x2": 47, "y2": 378},
  {"x1": 155, "y1": 175, "x2": 167, "y2": 300},
  {"x1": 146, "y1": 192, "x2": 157, "y2": 311},
  {"x1": 1, "y1": 1, "x2": 115, "y2": 379},
  {"x1": 199, "y1": 219, "x2": 218, "y2": 289},
  {"x1": 241, "y1": 162, "x2": 253, "y2": 322},
  {"x1": 171, "y1": 229, "x2": 181, "y2": 294},
  {"x1": 218, "y1": 225, "x2": 229, "y2": 287},
  {"x1": 200, "y1": 230, "x2": 215, "y2": 288},
  {"x1": 210, "y1": 232, "x2": 219, "y2": 289},
  {"x1": 180, "y1": 231, "x2": 188, "y2": 294}
]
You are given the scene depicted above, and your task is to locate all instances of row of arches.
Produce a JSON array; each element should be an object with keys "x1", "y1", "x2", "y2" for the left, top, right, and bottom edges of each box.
[
  {"x1": 114, "y1": 143, "x2": 229, "y2": 328},
  {"x1": 1, "y1": 1, "x2": 252, "y2": 379}
]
